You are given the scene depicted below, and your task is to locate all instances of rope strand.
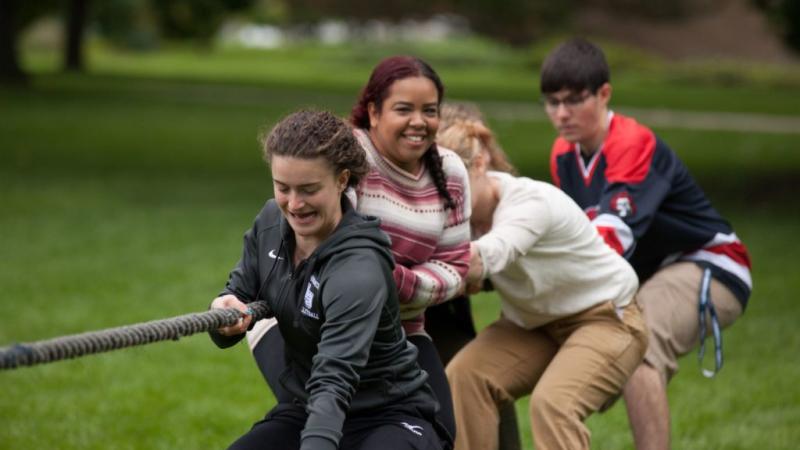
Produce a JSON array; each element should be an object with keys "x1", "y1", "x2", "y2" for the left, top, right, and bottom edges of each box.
[{"x1": 0, "y1": 301, "x2": 272, "y2": 370}]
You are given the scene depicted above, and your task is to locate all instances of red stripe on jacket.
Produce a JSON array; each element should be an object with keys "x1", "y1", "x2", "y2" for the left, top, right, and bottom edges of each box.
[
  {"x1": 603, "y1": 115, "x2": 657, "y2": 184},
  {"x1": 597, "y1": 226, "x2": 625, "y2": 255},
  {"x1": 704, "y1": 241, "x2": 752, "y2": 269}
]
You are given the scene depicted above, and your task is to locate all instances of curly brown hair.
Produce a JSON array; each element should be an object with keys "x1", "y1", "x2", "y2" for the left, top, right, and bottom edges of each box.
[{"x1": 261, "y1": 110, "x2": 368, "y2": 189}]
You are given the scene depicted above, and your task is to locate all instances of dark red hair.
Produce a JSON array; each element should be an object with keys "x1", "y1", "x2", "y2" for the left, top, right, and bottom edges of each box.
[
  {"x1": 350, "y1": 55, "x2": 445, "y2": 129},
  {"x1": 350, "y1": 56, "x2": 455, "y2": 210}
]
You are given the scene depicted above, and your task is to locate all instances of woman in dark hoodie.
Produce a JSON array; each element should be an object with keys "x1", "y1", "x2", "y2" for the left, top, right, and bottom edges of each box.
[
  {"x1": 209, "y1": 110, "x2": 444, "y2": 450},
  {"x1": 248, "y1": 56, "x2": 470, "y2": 447}
]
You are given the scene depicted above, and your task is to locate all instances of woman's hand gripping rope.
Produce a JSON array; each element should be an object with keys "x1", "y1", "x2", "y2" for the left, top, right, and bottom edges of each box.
[
  {"x1": 211, "y1": 294, "x2": 254, "y2": 336},
  {"x1": 0, "y1": 300, "x2": 270, "y2": 370}
]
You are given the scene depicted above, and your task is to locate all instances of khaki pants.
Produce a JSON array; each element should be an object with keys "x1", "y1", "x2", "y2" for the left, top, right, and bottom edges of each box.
[
  {"x1": 637, "y1": 262, "x2": 743, "y2": 384},
  {"x1": 446, "y1": 301, "x2": 647, "y2": 450}
]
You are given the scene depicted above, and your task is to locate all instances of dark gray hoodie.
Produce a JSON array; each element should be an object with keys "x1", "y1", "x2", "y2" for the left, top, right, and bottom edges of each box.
[{"x1": 210, "y1": 198, "x2": 437, "y2": 450}]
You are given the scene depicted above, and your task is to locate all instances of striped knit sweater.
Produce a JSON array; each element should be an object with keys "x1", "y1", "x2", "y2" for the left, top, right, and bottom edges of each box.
[{"x1": 353, "y1": 128, "x2": 471, "y2": 336}]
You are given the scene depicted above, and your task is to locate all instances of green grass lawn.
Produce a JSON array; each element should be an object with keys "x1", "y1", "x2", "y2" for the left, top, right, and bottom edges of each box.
[{"x1": 1, "y1": 43, "x2": 799, "y2": 449}]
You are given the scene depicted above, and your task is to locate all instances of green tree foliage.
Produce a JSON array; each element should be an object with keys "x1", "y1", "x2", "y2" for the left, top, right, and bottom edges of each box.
[
  {"x1": 150, "y1": 0, "x2": 253, "y2": 41},
  {"x1": 94, "y1": 0, "x2": 158, "y2": 49},
  {"x1": 1, "y1": 0, "x2": 256, "y2": 81},
  {"x1": 753, "y1": 0, "x2": 800, "y2": 52},
  {"x1": 282, "y1": 0, "x2": 575, "y2": 45},
  {"x1": 277, "y1": 0, "x2": 739, "y2": 46},
  {"x1": 94, "y1": 0, "x2": 256, "y2": 48},
  {"x1": 0, "y1": 0, "x2": 73, "y2": 81},
  {"x1": 580, "y1": 0, "x2": 717, "y2": 19},
  {"x1": 456, "y1": 0, "x2": 575, "y2": 45}
]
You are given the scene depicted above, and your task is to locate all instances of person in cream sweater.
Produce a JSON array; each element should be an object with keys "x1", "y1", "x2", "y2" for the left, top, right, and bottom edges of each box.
[{"x1": 440, "y1": 118, "x2": 648, "y2": 450}]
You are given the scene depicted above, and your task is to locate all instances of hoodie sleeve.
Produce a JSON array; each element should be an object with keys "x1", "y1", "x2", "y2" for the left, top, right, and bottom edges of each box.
[
  {"x1": 300, "y1": 251, "x2": 388, "y2": 450},
  {"x1": 209, "y1": 212, "x2": 264, "y2": 349}
]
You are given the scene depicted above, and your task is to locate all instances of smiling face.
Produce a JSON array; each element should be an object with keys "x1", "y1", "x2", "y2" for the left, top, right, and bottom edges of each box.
[
  {"x1": 367, "y1": 76, "x2": 440, "y2": 174},
  {"x1": 271, "y1": 155, "x2": 348, "y2": 251},
  {"x1": 544, "y1": 83, "x2": 611, "y2": 153}
]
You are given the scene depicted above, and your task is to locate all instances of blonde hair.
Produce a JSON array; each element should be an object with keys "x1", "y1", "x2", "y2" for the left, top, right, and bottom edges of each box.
[
  {"x1": 437, "y1": 119, "x2": 489, "y2": 166},
  {"x1": 438, "y1": 103, "x2": 516, "y2": 174},
  {"x1": 440, "y1": 102, "x2": 485, "y2": 129}
]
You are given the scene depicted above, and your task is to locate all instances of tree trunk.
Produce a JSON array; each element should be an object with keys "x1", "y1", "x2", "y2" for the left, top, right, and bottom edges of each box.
[
  {"x1": 0, "y1": 0, "x2": 26, "y2": 82},
  {"x1": 64, "y1": 0, "x2": 88, "y2": 72}
]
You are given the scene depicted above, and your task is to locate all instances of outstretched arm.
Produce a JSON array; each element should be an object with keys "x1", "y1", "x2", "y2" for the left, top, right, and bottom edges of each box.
[
  {"x1": 300, "y1": 253, "x2": 389, "y2": 450},
  {"x1": 394, "y1": 177, "x2": 471, "y2": 319}
]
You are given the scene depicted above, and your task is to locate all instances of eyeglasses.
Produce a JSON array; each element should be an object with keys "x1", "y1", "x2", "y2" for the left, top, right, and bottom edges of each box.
[{"x1": 541, "y1": 91, "x2": 593, "y2": 111}]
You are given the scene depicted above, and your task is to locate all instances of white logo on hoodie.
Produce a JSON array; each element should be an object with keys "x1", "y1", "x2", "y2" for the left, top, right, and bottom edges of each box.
[{"x1": 301, "y1": 274, "x2": 320, "y2": 319}]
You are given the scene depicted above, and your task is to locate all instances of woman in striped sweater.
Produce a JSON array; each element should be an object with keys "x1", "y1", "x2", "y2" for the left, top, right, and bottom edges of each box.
[{"x1": 249, "y1": 56, "x2": 471, "y2": 447}]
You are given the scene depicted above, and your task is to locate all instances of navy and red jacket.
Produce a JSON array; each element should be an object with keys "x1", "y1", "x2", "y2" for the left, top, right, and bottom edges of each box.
[{"x1": 550, "y1": 112, "x2": 752, "y2": 307}]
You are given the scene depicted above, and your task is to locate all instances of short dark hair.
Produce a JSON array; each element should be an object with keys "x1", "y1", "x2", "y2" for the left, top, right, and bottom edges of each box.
[
  {"x1": 540, "y1": 38, "x2": 610, "y2": 94},
  {"x1": 262, "y1": 109, "x2": 368, "y2": 189}
]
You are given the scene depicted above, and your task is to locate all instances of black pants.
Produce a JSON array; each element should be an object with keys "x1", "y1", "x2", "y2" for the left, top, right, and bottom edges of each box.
[
  {"x1": 424, "y1": 296, "x2": 477, "y2": 365},
  {"x1": 229, "y1": 403, "x2": 442, "y2": 450},
  {"x1": 407, "y1": 334, "x2": 455, "y2": 442},
  {"x1": 252, "y1": 327, "x2": 457, "y2": 444},
  {"x1": 251, "y1": 297, "x2": 516, "y2": 449}
]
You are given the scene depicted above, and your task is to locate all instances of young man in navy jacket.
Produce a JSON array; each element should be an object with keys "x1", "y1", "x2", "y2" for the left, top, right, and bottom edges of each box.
[{"x1": 540, "y1": 38, "x2": 752, "y2": 450}]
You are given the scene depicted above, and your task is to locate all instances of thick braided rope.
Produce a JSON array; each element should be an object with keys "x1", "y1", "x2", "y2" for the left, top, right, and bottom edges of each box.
[{"x1": 0, "y1": 301, "x2": 271, "y2": 370}]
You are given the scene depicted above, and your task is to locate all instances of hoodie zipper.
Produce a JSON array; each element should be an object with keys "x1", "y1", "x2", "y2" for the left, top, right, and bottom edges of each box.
[
  {"x1": 270, "y1": 242, "x2": 296, "y2": 323},
  {"x1": 291, "y1": 258, "x2": 312, "y2": 328}
]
